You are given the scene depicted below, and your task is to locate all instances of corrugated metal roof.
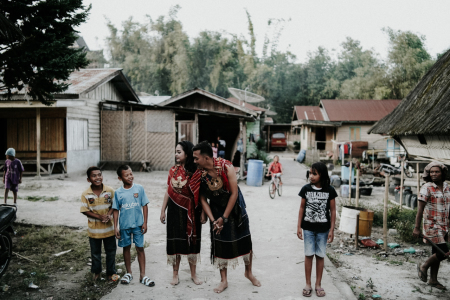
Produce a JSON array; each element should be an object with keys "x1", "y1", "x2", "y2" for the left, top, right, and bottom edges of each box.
[
  {"x1": 294, "y1": 106, "x2": 324, "y2": 121},
  {"x1": 227, "y1": 97, "x2": 266, "y2": 112},
  {"x1": 321, "y1": 99, "x2": 401, "y2": 122}
]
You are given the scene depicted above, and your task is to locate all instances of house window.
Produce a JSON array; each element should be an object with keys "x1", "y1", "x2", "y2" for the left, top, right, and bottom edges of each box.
[
  {"x1": 67, "y1": 119, "x2": 88, "y2": 150},
  {"x1": 349, "y1": 127, "x2": 361, "y2": 141},
  {"x1": 418, "y1": 134, "x2": 427, "y2": 145}
]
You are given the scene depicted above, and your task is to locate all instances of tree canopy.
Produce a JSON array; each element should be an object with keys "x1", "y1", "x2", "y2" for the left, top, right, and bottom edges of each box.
[
  {"x1": 102, "y1": 7, "x2": 438, "y2": 122},
  {"x1": 0, "y1": 0, "x2": 91, "y2": 105}
]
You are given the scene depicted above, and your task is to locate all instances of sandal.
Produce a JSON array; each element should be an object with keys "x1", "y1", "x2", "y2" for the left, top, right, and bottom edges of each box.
[
  {"x1": 428, "y1": 282, "x2": 447, "y2": 290},
  {"x1": 121, "y1": 273, "x2": 133, "y2": 284},
  {"x1": 302, "y1": 288, "x2": 312, "y2": 297},
  {"x1": 141, "y1": 276, "x2": 155, "y2": 287},
  {"x1": 316, "y1": 287, "x2": 326, "y2": 297},
  {"x1": 417, "y1": 263, "x2": 427, "y2": 282}
]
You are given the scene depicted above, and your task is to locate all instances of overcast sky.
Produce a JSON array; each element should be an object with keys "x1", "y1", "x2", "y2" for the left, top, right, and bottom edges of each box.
[{"x1": 78, "y1": 0, "x2": 450, "y2": 63}]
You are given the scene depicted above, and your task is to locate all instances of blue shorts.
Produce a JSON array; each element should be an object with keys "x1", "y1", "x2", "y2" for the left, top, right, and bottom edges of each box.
[
  {"x1": 303, "y1": 229, "x2": 329, "y2": 257},
  {"x1": 118, "y1": 226, "x2": 144, "y2": 248}
]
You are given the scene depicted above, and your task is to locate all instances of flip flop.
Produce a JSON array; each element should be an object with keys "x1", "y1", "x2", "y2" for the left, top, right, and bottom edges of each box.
[
  {"x1": 302, "y1": 288, "x2": 312, "y2": 297},
  {"x1": 428, "y1": 282, "x2": 447, "y2": 290},
  {"x1": 121, "y1": 273, "x2": 133, "y2": 284},
  {"x1": 417, "y1": 263, "x2": 427, "y2": 282},
  {"x1": 315, "y1": 287, "x2": 326, "y2": 297},
  {"x1": 141, "y1": 276, "x2": 155, "y2": 287}
]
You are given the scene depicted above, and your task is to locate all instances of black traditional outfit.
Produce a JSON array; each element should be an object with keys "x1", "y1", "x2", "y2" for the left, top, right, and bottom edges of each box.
[
  {"x1": 166, "y1": 165, "x2": 202, "y2": 265},
  {"x1": 190, "y1": 158, "x2": 252, "y2": 269}
]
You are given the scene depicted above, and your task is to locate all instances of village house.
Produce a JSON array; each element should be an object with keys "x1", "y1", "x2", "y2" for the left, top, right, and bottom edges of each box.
[
  {"x1": 369, "y1": 49, "x2": 450, "y2": 165},
  {"x1": 0, "y1": 68, "x2": 140, "y2": 175},
  {"x1": 292, "y1": 99, "x2": 401, "y2": 157}
]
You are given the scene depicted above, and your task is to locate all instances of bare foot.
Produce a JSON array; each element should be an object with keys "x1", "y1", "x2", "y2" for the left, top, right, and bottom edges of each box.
[
  {"x1": 191, "y1": 275, "x2": 203, "y2": 285},
  {"x1": 93, "y1": 273, "x2": 100, "y2": 281},
  {"x1": 245, "y1": 272, "x2": 261, "y2": 287},
  {"x1": 214, "y1": 281, "x2": 228, "y2": 293},
  {"x1": 170, "y1": 274, "x2": 179, "y2": 286}
]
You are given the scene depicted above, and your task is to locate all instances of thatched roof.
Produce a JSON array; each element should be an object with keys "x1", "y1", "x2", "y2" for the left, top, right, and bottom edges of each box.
[{"x1": 369, "y1": 49, "x2": 450, "y2": 135}]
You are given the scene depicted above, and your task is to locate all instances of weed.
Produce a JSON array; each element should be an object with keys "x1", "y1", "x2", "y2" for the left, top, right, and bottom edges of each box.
[
  {"x1": 24, "y1": 195, "x2": 59, "y2": 202},
  {"x1": 351, "y1": 285, "x2": 356, "y2": 292},
  {"x1": 389, "y1": 260, "x2": 403, "y2": 265},
  {"x1": 366, "y1": 277, "x2": 374, "y2": 289},
  {"x1": 412, "y1": 286, "x2": 422, "y2": 293},
  {"x1": 358, "y1": 293, "x2": 366, "y2": 300},
  {"x1": 326, "y1": 252, "x2": 340, "y2": 267}
]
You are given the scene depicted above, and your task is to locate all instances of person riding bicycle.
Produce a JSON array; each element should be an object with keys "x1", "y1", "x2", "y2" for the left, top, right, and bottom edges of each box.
[{"x1": 267, "y1": 155, "x2": 283, "y2": 187}]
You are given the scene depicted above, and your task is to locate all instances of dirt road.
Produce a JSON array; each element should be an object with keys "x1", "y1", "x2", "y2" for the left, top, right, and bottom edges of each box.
[{"x1": 5, "y1": 153, "x2": 355, "y2": 299}]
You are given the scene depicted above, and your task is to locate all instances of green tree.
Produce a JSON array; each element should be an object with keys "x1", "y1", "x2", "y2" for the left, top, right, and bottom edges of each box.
[{"x1": 0, "y1": 0, "x2": 91, "y2": 105}]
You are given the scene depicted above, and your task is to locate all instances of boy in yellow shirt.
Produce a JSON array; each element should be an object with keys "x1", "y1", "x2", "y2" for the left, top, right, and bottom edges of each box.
[{"x1": 80, "y1": 166, "x2": 117, "y2": 281}]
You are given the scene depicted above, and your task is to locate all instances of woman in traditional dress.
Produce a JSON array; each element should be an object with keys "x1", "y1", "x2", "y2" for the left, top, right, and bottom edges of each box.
[
  {"x1": 191, "y1": 141, "x2": 261, "y2": 293},
  {"x1": 160, "y1": 141, "x2": 205, "y2": 285}
]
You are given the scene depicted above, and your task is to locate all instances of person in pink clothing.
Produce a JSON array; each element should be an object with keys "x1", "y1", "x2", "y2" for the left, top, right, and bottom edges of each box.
[
  {"x1": 3, "y1": 148, "x2": 24, "y2": 205},
  {"x1": 211, "y1": 142, "x2": 218, "y2": 158}
]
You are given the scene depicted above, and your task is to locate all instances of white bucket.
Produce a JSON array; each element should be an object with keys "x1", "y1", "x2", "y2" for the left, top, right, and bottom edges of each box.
[{"x1": 339, "y1": 206, "x2": 364, "y2": 234}]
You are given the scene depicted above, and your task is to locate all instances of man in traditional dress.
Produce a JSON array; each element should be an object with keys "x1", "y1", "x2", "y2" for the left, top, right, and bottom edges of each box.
[{"x1": 191, "y1": 141, "x2": 261, "y2": 293}]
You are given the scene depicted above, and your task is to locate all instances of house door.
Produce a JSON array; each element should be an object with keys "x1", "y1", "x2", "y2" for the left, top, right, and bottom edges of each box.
[{"x1": 178, "y1": 122, "x2": 196, "y2": 143}]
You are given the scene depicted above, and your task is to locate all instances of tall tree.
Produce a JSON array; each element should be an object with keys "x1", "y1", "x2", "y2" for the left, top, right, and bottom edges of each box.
[{"x1": 0, "y1": 0, "x2": 91, "y2": 105}]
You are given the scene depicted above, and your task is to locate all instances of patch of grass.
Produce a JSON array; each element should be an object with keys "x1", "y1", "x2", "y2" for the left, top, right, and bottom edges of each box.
[
  {"x1": 366, "y1": 277, "x2": 374, "y2": 289},
  {"x1": 23, "y1": 196, "x2": 59, "y2": 202},
  {"x1": 350, "y1": 285, "x2": 356, "y2": 292},
  {"x1": 358, "y1": 293, "x2": 366, "y2": 300},
  {"x1": 326, "y1": 252, "x2": 341, "y2": 267},
  {"x1": 389, "y1": 260, "x2": 403, "y2": 265}
]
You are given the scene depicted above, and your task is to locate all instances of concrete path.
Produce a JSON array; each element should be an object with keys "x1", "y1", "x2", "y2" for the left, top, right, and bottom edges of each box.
[{"x1": 102, "y1": 152, "x2": 356, "y2": 300}]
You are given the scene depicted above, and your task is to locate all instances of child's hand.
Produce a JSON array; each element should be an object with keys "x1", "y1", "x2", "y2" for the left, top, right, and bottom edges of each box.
[
  {"x1": 19, "y1": 179, "x2": 22, "y2": 184},
  {"x1": 115, "y1": 228, "x2": 121, "y2": 240},
  {"x1": 141, "y1": 223, "x2": 148, "y2": 234},
  {"x1": 2, "y1": 178, "x2": 4, "y2": 184},
  {"x1": 160, "y1": 211, "x2": 166, "y2": 224},
  {"x1": 100, "y1": 215, "x2": 109, "y2": 222},
  {"x1": 297, "y1": 227, "x2": 303, "y2": 240},
  {"x1": 327, "y1": 231, "x2": 334, "y2": 243}
]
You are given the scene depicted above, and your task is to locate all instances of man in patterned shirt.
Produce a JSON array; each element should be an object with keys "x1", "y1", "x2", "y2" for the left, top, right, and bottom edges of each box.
[
  {"x1": 80, "y1": 166, "x2": 117, "y2": 281},
  {"x1": 413, "y1": 162, "x2": 449, "y2": 290}
]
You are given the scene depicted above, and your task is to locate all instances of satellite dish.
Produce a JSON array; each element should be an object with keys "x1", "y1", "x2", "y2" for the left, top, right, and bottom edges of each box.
[{"x1": 228, "y1": 87, "x2": 265, "y2": 103}]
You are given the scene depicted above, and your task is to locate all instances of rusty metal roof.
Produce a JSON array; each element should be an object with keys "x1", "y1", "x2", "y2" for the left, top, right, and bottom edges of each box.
[
  {"x1": 227, "y1": 97, "x2": 266, "y2": 112},
  {"x1": 294, "y1": 106, "x2": 324, "y2": 121},
  {"x1": 1, "y1": 68, "x2": 140, "y2": 102},
  {"x1": 321, "y1": 99, "x2": 401, "y2": 122}
]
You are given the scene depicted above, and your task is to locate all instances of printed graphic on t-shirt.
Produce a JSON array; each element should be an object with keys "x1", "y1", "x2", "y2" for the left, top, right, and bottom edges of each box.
[
  {"x1": 304, "y1": 191, "x2": 329, "y2": 223},
  {"x1": 102, "y1": 192, "x2": 112, "y2": 203},
  {"x1": 134, "y1": 193, "x2": 139, "y2": 198},
  {"x1": 86, "y1": 195, "x2": 95, "y2": 204}
]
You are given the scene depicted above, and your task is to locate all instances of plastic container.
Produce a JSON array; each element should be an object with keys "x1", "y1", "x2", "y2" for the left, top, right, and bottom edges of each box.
[
  {"x1": 404, "y1": 194, "x2": 412, "y2": 207},
  {"x1": 339, "y1": 206, "x2": 367, "y2": 234},
  {"x1": 330, "y1": 175, "x2": 341, "y2": 188},
  {"x1": 341, "y1": 185, "x2": 350, "y2": 198},
  {"x1": 359, "y1": 210, "x2": 374, "y2": 236},
  {"x1": 341, "y1": 166, "x2": 355, "y2": 183},
  {"x1": 296, "y1": 150, "x2": 306, "y2": 163},
  {"x1": 246, "y1": 159, "x2": 264, "y2": 187},
  {"x1": 410, "y1": 194, "x2": 418, "y2": 209}
]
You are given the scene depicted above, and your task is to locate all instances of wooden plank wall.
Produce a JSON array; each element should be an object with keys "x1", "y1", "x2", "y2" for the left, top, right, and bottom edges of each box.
[
  {"x1": 1, "y1": 108, "x2": 66, "y2": 158},
  {"x1": 69, "y1": 81, "x2": 124, "y2": 150},
  {"x1": 101, "y1": 110, "x2": 175, "y2": 170}
]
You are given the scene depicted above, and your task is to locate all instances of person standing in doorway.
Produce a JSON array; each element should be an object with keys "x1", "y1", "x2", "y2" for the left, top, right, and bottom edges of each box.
[
  {"x1": 191, "y1": 141, "x2": 261, "y2": 294},
  {"x1": 414, "y1": 161, "x2": 450, "y2": 290},
  {"x1": 217, "y1": 136, "x2": 226, "y2": 158},
  {"x1": 160, "y1": 141, "x2": 206, "y2": 286}
]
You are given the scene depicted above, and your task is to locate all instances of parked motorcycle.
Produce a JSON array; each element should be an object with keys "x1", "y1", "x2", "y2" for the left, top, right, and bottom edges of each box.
[
  {"x1": 379, "y1": 162, "x2": 413, "y2": 178},
  {"x1": 0, "y1": 204, "x2": 17, "y2": 279}
]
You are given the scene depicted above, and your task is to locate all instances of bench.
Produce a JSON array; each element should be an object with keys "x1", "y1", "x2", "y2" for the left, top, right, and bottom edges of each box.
[{"x1": 0, "y1": 158, "x2": 67, "y2": 176}]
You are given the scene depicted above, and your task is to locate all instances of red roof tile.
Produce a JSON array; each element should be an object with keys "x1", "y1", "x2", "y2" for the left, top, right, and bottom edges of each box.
[
  {"x1": 321, "y1": 99, "x2": 401, "y2": 122},
  {"x1": 294, "y1": 106, "x2": 324, "y2": 121}
]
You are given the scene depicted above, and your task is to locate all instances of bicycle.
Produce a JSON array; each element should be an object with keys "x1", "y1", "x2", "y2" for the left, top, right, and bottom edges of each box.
[{"x1": 268, "y1": 174, "x2": 282, "y2": 199}]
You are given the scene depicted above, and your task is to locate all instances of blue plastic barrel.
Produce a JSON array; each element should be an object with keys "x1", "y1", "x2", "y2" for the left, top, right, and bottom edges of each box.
[
  {"x1": 247, "y1": 159, "x2": 264, "y2": 187},
  {"x1": 296, "y1": 150, "x2": 306, "y2": 163}
]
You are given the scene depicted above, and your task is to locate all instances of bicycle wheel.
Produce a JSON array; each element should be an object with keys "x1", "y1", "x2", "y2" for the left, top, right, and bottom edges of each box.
[
  {"x1": 269, "y1": 182, "x2": 276, "y2": 199},
  {"x1": 277, "y1": 182, "x2": 282, "y2": 196}
]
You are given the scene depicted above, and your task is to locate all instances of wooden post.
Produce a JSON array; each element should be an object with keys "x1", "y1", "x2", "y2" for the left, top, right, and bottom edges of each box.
[
  {"x1": 399, "y1": 160, "x2": 404, "y2": 210},
  {"x1": 348, "y1": 161, "x2": 353, "y2": 205},
  {"x1": 383, "y1": 174, "x2": 389, "y2": 252},
  {"x1": 355, "y1": 168, "x2": 360, "y2": 207},
  {"x1": 36, "y1": 108, "x2": 41, "y2": 178},
  {"x1": 417, "y1": 163, "x2": 420, "y2": 195},
  {"x1": 355, "y1": 214, "x2": 360, "y2": 249}
]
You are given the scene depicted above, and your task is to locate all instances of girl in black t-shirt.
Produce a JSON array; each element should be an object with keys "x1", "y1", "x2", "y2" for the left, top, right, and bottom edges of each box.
[{"x1": 297, "y1": 162, "x2": 336, "y2": 297}]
